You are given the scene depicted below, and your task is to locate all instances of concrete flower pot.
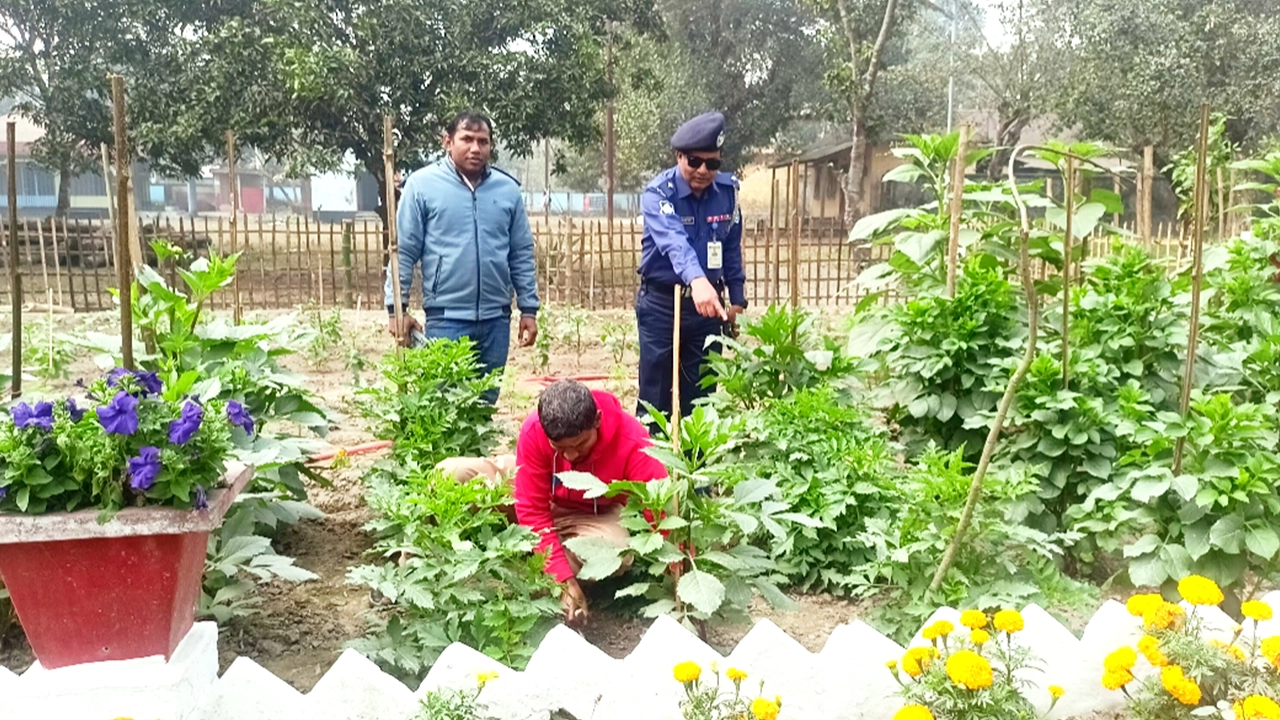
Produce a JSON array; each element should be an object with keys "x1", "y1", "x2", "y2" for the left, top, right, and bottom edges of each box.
[{"x1": 0, "y1": 462, "x2": 253, "y2": 669}]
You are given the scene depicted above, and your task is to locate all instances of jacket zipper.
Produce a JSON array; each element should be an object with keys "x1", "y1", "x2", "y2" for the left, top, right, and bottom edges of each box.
[{"x1": 473, "y1": 190, "x2": 480, "y2": 321}]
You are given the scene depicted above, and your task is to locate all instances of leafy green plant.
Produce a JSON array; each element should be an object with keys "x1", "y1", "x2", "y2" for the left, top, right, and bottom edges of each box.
[
  {"x1": 23, "y1": 319, "x2": 77, "y2": 381},
  {"x1": 673, "y1": 661, "x2": 779, "y2": 720},
  {"x1": 356, "y1": 339, "x2": 500, "y2": 465},
  {"x1": 200, "y1": 494, "x2": 321, "y2": 621},
  {"x1": 560, "y1": 406, "x2": 796, "y2": 629},
  {"x1": 349, "y1": 464, "x2": 560, "y2": 678},
  {"x1": 302, "y1": 303, "x2": 344, "y2": 363},
  {"x1": 415, "y1": 674, "x2": 496, "y2": 720},
  {"x1": 532, "y1": 305, "x2": 554, "y2": 374}
]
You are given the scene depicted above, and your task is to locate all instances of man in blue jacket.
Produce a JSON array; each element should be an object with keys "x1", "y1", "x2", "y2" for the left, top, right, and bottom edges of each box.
[
  {"x1": 636, "y1": 111, "x2": 747, "y2": 422},
  {"x1": 385, "y1": 110, "x2": 540, "y2": 399}
]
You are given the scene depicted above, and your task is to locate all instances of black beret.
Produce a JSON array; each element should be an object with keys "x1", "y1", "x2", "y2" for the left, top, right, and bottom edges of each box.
[{"x1": 670, "y1": 112, "x2": 725, "y2": 153}]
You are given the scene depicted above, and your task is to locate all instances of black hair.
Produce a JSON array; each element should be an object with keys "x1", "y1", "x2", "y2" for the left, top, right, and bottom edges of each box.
[
  {"x1": 446, "y1": 110, "x2": 493, "y2": 138},
  {"x1": 538, "y1": 380, "x2": 600, "y2": 441}
]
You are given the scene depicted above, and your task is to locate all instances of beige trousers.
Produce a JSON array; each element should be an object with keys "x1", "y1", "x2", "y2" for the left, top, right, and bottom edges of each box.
[{"x1": 436, "y1": 455, "x2": 632, "y2": 578}]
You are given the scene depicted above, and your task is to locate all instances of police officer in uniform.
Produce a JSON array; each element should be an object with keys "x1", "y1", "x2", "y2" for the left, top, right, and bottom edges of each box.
[{"x1": 635, "y1": 111, "x2": 747, "y2": 422}]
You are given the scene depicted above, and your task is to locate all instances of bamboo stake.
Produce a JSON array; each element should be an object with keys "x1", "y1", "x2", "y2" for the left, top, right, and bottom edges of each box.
[
  {"x1": 1140, "y1": 147, "x2": 1155, "y2": 240},
  {"x1": 384, "y1": 115, "x2": 404, "y2": 356},
  {"x1": 49, "y1": 216, "x2": 62, "y2": 306},
  {"x1": 1173, "y1": 105, "x2": 1213, "y2": 476},
  {"x1": 946, "y1": 125, "x2": 969, "y2": 297},
  {"x1": 226, "y1": 132, "x2": 242, "y2": 323},
  {"x1": 7, "y1": 122, "x2": 21, "y2": 398},
  {"x1": 110, "y1": 76, "x2": 134, "y2": 369},
  {"x1": 670, "y1": 283, "x2": 684, "y2": 611},
  {"x1": 30, "y1": 220, "x2": 48, "y2": 302},
  {"x1": 928, "y1": 144, "x2": 1042, "y2": 593},
  {"x1": 790, "y1": 160, "x2": 800, "y2": 310},
  {"x1": 1062, "y1": 156, "x2": 1076, "y2": 388}
]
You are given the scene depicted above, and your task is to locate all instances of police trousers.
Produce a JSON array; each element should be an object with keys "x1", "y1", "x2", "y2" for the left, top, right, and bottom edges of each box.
[{"x1": 635, "y1": 282, "x2": 725, "y2": 425}]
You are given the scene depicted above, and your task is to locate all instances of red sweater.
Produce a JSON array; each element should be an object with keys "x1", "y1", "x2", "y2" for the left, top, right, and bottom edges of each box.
[{"x1": 514, "y1": 390, "x2": 668, "y2": 582}]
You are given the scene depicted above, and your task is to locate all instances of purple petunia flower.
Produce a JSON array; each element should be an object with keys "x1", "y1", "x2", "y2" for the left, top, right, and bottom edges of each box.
[
  {"x1": 105, "y1": 367, "x2": 130, "y2": 386},
  {"x1": 0, "y1": 487, "x2": 7, "y2": 500},
  {"x1": 134, "y1": 371, "x2": 163, "y2": 397},
  {"x1": 65, "y1": 398, "x2": 86, "y2": 422},
  {"x1": 194, "y1": 485, "x2": 208, "y2": 510},
  {"x1": 96, "y1": 391, "x2": 140, "y2": 436},
  {"x1": 226, "y1": 401, "x2": 254, "y2": 435},
  {"x1": 11, "y1": 401, "x2": 54, "y2": 432},
  {"x1": 127, "y1": 446, "x2": 162, "y2": 491},
  {"x1": 168, "y1": 400, "x2": 204, "y2": 445}
]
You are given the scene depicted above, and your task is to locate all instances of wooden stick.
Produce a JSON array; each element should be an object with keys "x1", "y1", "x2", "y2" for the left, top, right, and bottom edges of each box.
[
  {"x1": 670, "y1": 283, "x2": 684, "y2": 605},
  {"x1": 1173, "y1": 106, "x2": 1212, "y2": 475},
  {"x1": 7, "y1": 122, "x2": 21, "y2": 398},
  {"x1": 384, "y1": 115, "x2": 404, "y2": 356},
  {"x1": 31, "y1": 220, "x2": 48, "y2": 304},
  {"x1": 1062, "y1": 156, "x2": 1075, "y2": 389},
  {"x1": 49, "y1": 216, "x2": 62, "y2": 306},
  {"x1": 946, "y1": 125, "x2": 969, "y2": 297},
  {"x1": 1140, "y1": 146, "x2": 1155, "y2": 240},
  {"x1": 226, "y1": 131, "x2": 241, "y2": 323},
  {"x1": 110, "y1": 76, "x2": 134, "y2": 369},
  {"x1": 790, "y1": 161, "x2": 801, "y2": 309}
]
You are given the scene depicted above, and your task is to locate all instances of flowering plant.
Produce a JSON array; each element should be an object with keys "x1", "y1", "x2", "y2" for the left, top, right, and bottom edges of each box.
[
  {"x1": 0, "y1": 368, "x2": 248, "y2": 517},
  {"x1": 1105, "y1": 575, "x2": 1280, "y2": 719},
  {"x1": 888, "y1": 609, "x2": 1063, "y2": 720},
  {"x1": 674, "y1": 661, "x2": 782, "y2": 720}
]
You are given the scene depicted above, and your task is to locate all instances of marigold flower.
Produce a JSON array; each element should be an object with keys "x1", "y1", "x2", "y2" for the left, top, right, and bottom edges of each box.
[
  {"x1": 1262, "y1": 637, "x2": 1280, "y2": 667},
  {"x1": 1177, "y1": 574, "x2": 1224, "y2": 606},
  {"x1": 960, "y1": 610, "x2": 988, "y2": 629},
  {"x1": 970, "y1": 629, "x2": 991, "y2": 646},
  {"x1": 1234, "y1": 695, "x2": 1280, "y2": 720},
  {"x1": 1137, "y1": 635, "x2": 1168, "y2": 668},
  {"x1": 894, "y1": 706, "x2": 935, "y2": 720},
  {"x1": 1143, "y1": 602, "x2": 1186, "y2": 631},
  {"x1": 1104, "y1": 646, "x2": 1137, "y2": 674},
  {"x1": 673, "y1": 661, "x2": 701, "y2": 685},
  {"x1": 902, "y1": 647, "x2": 937, "y2": 678},
  {"x1": 886, "y1": 659, "x2": 898, "y2": 671},
  {"x1": 1126, "y1": 593, "x2": 1163, "y2": 618},
  {"x1": 476, "y1": 670, "x2": 499, "y2": 688},
  {"x1": 923, "y1": 620, "x2": 955, "y2": 641},
  {"x1": 1160, "y1": 666, "x2": 1202, "y2": 706},
  {"x1": 946, "y1": 650, "x2": 994, "y2": 690},
  {"x1": 727, "y1": 667, "x2": 748, "y2": 683},
  {"x1": 1244, "y1": 601, "x2": 1275, "y2": 622},
  {"x1": 1049, "y1": 685, "x2": 1065, "y2": 699},
  {"x1": 1102, "y1": 669, "x2": 1135, "y2": 691},
  {"x1": 994, "y1": 609, "x2": 1024, "y2": 634},
  {"x1": 1210, "y1": 639, "x2": 1248, "y2": 662},
  {"x1": 751, "y1": 697, "x2": 780, "y2": 720}
]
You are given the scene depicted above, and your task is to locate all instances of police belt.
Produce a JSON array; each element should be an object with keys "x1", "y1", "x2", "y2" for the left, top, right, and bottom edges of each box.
[{"x1": 641, "y1": 279, "x2": 724, "y2": 299}]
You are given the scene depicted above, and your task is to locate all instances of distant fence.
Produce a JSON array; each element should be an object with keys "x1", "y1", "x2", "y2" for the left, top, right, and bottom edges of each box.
[{"x1": 0, "y1": 215, "x2": 1190, "y2": 313}]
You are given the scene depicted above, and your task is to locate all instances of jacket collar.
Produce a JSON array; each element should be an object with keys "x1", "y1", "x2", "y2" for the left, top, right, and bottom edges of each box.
[
  {"x1": 444, "y1": 156, "x2": 491, "y2": 187},
  {"x1": 673, "y1": 169, "x2": 718, "y2": 200}
]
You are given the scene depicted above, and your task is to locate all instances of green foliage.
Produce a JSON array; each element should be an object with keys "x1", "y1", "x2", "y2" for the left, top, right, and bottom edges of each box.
[
  {"x1": 349, "y1": 464, "x2": 560, "y2": 678},
  {"x1": 22, "y1": 320, "x2": 77, "y2": 381},
  {"x1": 356, "y1": 339, "x2": 500, "y2": 465},
  {"x1": 415, "y1": 679, "x2": 488, "y2": 720},
  {"x1": 852, "y1": 448, "x2": 1090, "y2": 643},
  {"x1": 302, "y1": 304, "x2": 344, "y2": 363},
  {"x1": 0, "y1": 371, "x2": 236, "y2": 516},
  {"x1": 200, "y1": 493, "x2": 321, "y2": 622},
  {"x1": 675, "y1": 664, "x2": 777, "y2": 720}
]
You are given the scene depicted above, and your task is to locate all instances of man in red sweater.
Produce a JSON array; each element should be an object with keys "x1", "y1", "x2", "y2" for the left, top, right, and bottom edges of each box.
[{"x1": 514, "y1": 380, "x2": 668, "y2": 623}]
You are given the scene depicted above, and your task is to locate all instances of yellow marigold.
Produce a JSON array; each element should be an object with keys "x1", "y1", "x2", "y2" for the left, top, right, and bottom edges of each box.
[
  {"x1": 946, "y1": 649, "x2": 994, "y2": 690},
  {"x1": 1127, "y1": 593, "x2": 1164, "y2": 618},
  {"x1": 1177, "y1": 574, "x2": 1224, "y2": 606},
  {"x1": 1160, "y1": 666, "x2": 1202, "y2": 706},
  {"x1": 751, "y1": 697, "x2": 780, "y2": 720},
  {"x1": 1143, "y1": 602, "x2": 1186, "y2": 631},
  {"x1": 902, "y1": 647, "x2": 937, "y2": 678},
  {"x1": 1244, "y1": 601, "x2": 1275, "y2": 622},
  {"x1": 1234, "y1": 695, "x2": 1280, "y2": 720},
  {"x1": 970, "y1": 629, "x2": 991, "y2": 646},
  {"x1": 1049, "y1": 685, "x2": 1065, "y2": 699},
  {"x1": 893, "y1": 705, "x2": 936, "y2": 720},
  {"x1": 994, "y1": 609, "x2": 1025, "y2": 634},
  {"x1": 727, "y1": 667, "x2": 748, "y2": 683},
  {"x1": 1102, "y1": 669, "x2": 1135, "y2": 691},
  {"x1": 1137, "y1": 635, "x2": 1169, "y2": 668},
  {"x1": 923, "y1": 620, "x2": 955, "y2": 641},
  {"x1": 1262, "y1": 637, "x2": 1280, "y2": 667},
  {"x1": 961, "y1": 610, "x2": 989, "y2": 629},
  {"x1": 886, "y1": 659, "x2": 899, "y2": 671},
  {"x1": 674, "y1": 661, "x2": 701, "y2": 685},
  {"x1": 477, "y1": 670, "x2": 499, "y2": 688},
  {"x1": 1210, "y1": 639, "x2": 1248, "y2": 662},
  {"x1": 1104, "y1": 646, "x2": 1137, "y2": 674}
]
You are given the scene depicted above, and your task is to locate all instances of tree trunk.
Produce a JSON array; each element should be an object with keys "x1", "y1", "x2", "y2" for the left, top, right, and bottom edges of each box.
[
  {"x1": 986, "y1": 113, "x2": 1029, "y2": 183},
  {"x1": 844, "y1": 115, "x2": 869, "y2": 227},
  {"x1": 56, "y1": 166, "x2": 72, "y2": 218}
]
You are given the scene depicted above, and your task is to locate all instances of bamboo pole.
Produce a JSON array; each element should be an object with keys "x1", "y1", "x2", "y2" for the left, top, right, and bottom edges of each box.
[
  {"x1": 670, "y1": 283, "x2": 684, "y2": 610},
  {"x1": 225, "y1": 132, "x2": 242, "y2": 322},
  {"x1": 384, "y1": 115, "x2": 404, "y2": 355},
  {"x1": 789, "y1": 160, "x2": 800, "y2": 309},
  {"x1": 1217, "y1": 167, "x2": 1226, "y2": 240},
  {"x1": 1062, "y1": 156, "x2": 1076, "y2": 388},
  {"x1": 767, "y1": 171, "x2": 777, "y2": 305},
  {"x1": 110, "y1": 76, "x2": 134, "y2": 369},
  {"x1": 946, "y1": 125, "x2": 969, "y2": 297},
  {"x1": 1174, "y1": 106, "x2": 1212, "y2": 476},
  {"x1": 7, "y1": 122, "x2": 21, "y2": 398},
  {"x1": 1140, "y1": 147, "x2": 1154, "y2": 240}
]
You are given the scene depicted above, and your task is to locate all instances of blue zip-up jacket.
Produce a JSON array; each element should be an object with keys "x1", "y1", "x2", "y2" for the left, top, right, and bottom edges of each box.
[
  {"x1": 638, "y1": 167, "x2": 747, "y2": 307},
  {"x1": 384, "y1": 158, "x2": 540, "y2": 320}
]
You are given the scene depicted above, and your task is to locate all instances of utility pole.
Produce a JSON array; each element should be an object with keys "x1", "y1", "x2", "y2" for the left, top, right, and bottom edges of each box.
[{"x1": 946, "y1": 0, "x2": 957, "y2": 132}]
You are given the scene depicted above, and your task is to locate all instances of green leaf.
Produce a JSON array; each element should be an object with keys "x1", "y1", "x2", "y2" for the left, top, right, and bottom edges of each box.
[
  {"x1": 677, "y1": 569, "x2": 726, "y2": 616},
  {"x1": 1131, "y1": 476, "x2": 1171, "y2": 503},
  {"x1": 849, "y1": 208, "x2": 919, "y2": 242},
  {"x1": 1160, "y1": 544, "x2": 1192, "y2": 581},
  {"x1": 733, "y1": 478, "x2": 777, "y2": 505},
  {"x1": 1210, "y1": 514, "x2": 1246, "y2": 554},
  {"x1": 657, "y1": 516, "x2": 689, "y2": 531},
  {"x1": 616, "y1": 582, "x2": 651, "y2": 598},
  {"x1": 563, "y1": 537, "x2": 623, "y2": 581},
  {"x1": 1184, "y1": 522, "x2": 1211, "y2": 560},
  {"x1": 1124, "y1": 534, "x2": 1162, "y2": 558},
  {"x1": 1129, "y1": 552, "x2": 1168, "y2": 587},
  {"x1": 1246, "y1": 524, "x2": 1280, "y2": 560},
  {"x1": 629, "y1": 532, "x2": 664, "y2": 556},
  {"x1": 1170, "y1": 475, "x2": 1198, "y2": 502},
  {"x1": 555, "y1": 471, "x2": 609, "y2": 499},
  {"x1": 1082, "y1": 455, "x2": 1112, "y2": 480}
]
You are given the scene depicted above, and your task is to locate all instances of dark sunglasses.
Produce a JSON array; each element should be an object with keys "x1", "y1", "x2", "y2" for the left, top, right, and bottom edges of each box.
[{"x1": 684, "y1": 155, "x2": 723, "y2": 171}]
